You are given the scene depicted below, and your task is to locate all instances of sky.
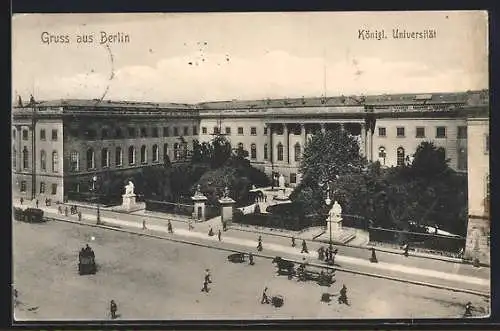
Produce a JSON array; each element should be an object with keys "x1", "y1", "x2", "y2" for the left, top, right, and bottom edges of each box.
[{"x1": 12, "y1": 11, "x2": 488, "y2": 103}]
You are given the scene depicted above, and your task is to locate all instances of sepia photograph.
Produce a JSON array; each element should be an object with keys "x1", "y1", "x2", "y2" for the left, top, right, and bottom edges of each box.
[{"x1": 11, "y1": 11, "x2": 490, "y2": 321}]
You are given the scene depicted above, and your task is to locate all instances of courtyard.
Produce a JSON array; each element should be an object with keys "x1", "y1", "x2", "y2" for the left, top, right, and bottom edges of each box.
[{"x1": 13, "y1": 220, "x2": 489, "y2": 321}]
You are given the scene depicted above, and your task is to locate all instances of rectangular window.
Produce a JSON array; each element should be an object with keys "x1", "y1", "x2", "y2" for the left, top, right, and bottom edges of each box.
[
  {"x1": 264, "y1": 127, "x2": 268, "y2": 135},
  {"x1": 40, "y1": 182, "x2": 46, "y2": 194},
  {"x1": 416, "y1": 127, "x2": 425, "y2": 138},
  {"x1": 51, "y1": 129, "x2": 58, "y2": 141},
  {"x1": 152, "y1": 127, "x2": 159, "y2": 137},
  {"x1": 202, "y1": 127, "x2": 207, "y2": 134},
  {"x1": 238, "y1": 127, "x2": 244, "y2": 135},
  {"x1": 40, "y1": 129, "x2": 46, "y2": 140},
  {"x1": 70, "y1": 151, "x2": 79, "y2": 171},
  {"x1": 23, "y1": 129, "x2": 28, "y2": 140},
  {"x1": 212, "y1": 127, "x2": 219, "y2": 135},
  {"x1": 51, "y1": 183, "x2": 57, "y2": 195},
  {"x1": 115, "y1": 128, "x2": 123, "y2": 138},
  {"x1": 290, "y1": 173, "x2": 297, "y2": 184},
  {"x1": 192, "y1": 126, "x2": 198, "y2": 135},
  {"x1": 378, "y1": 127, "x2": 386, "y2": 137},
  {"x1": 140, "y1": 127, "x2": 148, "y2": 137},
  {"x1": 225, "y1": 127, "x2": 231, "y2": 135},
  {"x1": 183, "y1": 126, "x2": 189, "y2": 136},
  {"x1": 20, "y1": 181, "x2": 26, "y2": 192},
  {"x1": 457, "y1": 126, "x2": 467, "y2": 139},
  {"x1": 250, "y1": 127, "x2": 257, "y2": 135},
  {"x1": 436, "y1": 126, "x2": 446, "y2": 138},
  {"x1": 52, "y1": 151, "x2": 58, "y2": 173},
  {"x1": 173, "y1": 127, "x2": 179, "y2": 136},
  {"x1": 163, "y1": 127, "x2": 170, "y2": 137},
  {"x1": 457, "y1": 147, "x2": 467, "y2": 171},
  {"x1": 396, "y1": 127, "x2": 405, "y2": 137},
  {"x1": 128, "y1": 127, "x2": 136, "y2": 138}
]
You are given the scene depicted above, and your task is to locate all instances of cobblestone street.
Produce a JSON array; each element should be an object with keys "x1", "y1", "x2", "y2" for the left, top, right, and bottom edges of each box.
[{"x1": 13, "y1": 220, "x2": 489, "y2": 320}]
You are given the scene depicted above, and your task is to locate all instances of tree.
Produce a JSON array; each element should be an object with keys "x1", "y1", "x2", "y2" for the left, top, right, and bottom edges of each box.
[
  {"x1": 409, "y1": 141, "x2": 452, "y2": 178},
  {"x1": 210, "y1": 135, "x2": 232, "y2": 168}
]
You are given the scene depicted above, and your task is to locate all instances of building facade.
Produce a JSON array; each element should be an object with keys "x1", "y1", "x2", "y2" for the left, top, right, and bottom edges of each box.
[{"x1": 12, "y1": 91, "x2": 488, "y2": 202}]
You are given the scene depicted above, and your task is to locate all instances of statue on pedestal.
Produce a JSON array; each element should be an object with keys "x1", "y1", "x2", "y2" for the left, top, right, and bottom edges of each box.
[
  {"x1": 278, "y1": 174, "x2": 285, "y2": 189},
  {"x1": 124, "y1": 181, "x2": 135, "y2": 196},
  {"x1": 329, "y1": 201, "x2": 342, "y2": 222},
  {"x1": 223, "y1": 186, "x2": 230, "y2": 198},
  {"x1": 195, "y1": 184, "x2": 202, "y2": 196}
]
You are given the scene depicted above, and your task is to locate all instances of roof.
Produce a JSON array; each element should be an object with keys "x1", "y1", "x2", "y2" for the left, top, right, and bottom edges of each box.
[{"x1": 31, "y1": 99, "x2": 196, "y2": 110}]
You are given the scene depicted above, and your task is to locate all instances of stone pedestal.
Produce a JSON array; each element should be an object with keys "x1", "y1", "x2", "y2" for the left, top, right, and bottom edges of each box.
[
  {"x1": 219, "y1": 197, "x2": 236, "y2": 226},
  {"x1": 191, "y1": 193, "x2": 208, "y2": 222},
  {"x1": 328, "y1": 216, "x2": 343, "y2": 235},
  {"x1": 121, "y1": 194, "x2": 137, "y2": 211}
]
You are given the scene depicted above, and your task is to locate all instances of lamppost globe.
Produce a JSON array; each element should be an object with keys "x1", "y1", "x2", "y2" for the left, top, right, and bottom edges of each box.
[
  {"x1": 92, "y1": 175, "x2": 97, "y2": 182},
  {"x1": 325, "y1": 197, "x2": 332, "y2": 206}
]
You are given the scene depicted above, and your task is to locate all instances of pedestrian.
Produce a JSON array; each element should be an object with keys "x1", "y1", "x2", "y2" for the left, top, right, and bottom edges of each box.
[
  {"x1": 78, "y1": 211, "x2": 82, "y2": 222},
  {"x1": 301, "y1": 240, "x2": 309, "y2": 254},
  {"x1": 261, "y1": 287, "x2": 270, "y2": 304},
  {"x1": 64, "y1": 206, "x2": 68, "y2": 216},
  {"x1": 188, "y1": 220, "x2": 194, "y2": 231},
  {"x1": 291, "y1": 236, "x2": 296, "y2": 247},
  {"x1": 464, "y1": 301, "x2": 472, "y2": 317},
  {"x1": 58, "y1": 205, "x2": 62, "y2": 214},
  {"x1": 110, "y1": 300, "x2": 117, "y2": 319},
  {"x1": 20, "y1": 197, "x2": 24, "y2": 205},
  {"x1": 248, "y1": 252, "x2": 254, "y2": 265},
  {"x1": 317, "y1": 247, "x2": 324, "y2": 261},
  {"x1": 35, "y1": 199, "x2": 39, "y2": 208},
  {"x1": 403, "y1": 243, "x2": 409, "y2": 257},
  {"x1": 205, "y1": 269, "x2": 212, "y2": 283},
  {"x1": 142, "y1": 220, "x2": 147, "y2": 230},
  {"x1": 222, "y1": 221, "x2": 227, "y2": 231},
  {"x1": 370, "y1": 247, "x2": 378, "y2": 263},
  {"x1": 208, "y1": 227, "x2": 214, "y2": 236},
  {"x1": 167, "y1": 220, "x2": 173, "y2": 233},
  {"x1": 257, "y1": 236, "x2": 263, "y2": 251},
  {"x1": 338, "y1": 284, "x2": 348, "y2": 305},
  {"x1": 218, "y1": 229, "x2": 222, "y2": 241},
  {"x1": 201, "y1": 280, "x2": 209, "y2": 292}
]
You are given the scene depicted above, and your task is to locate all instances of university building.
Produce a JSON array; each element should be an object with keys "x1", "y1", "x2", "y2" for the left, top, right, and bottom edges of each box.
[{"x1": 12, "y1": 90, "x2": 488, "y2": 202}]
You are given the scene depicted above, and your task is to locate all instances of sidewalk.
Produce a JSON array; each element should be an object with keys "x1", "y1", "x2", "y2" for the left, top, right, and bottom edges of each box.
[{"x1": 16, "y1": 202, "x2": 489, "y2": 291}]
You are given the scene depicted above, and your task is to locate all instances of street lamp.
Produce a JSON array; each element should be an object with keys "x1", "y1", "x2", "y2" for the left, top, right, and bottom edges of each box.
[
  {"x1": 92, "y1": 175, "x2": 101, "y2": 224},
  {"x1": 324, "y1": 182, "x2": 333, "y2": 251}
]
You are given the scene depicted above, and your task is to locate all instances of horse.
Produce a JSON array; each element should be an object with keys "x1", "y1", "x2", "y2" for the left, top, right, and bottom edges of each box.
[{"x1": 272, "y1": 257, "x2": 295, "y2": 278}]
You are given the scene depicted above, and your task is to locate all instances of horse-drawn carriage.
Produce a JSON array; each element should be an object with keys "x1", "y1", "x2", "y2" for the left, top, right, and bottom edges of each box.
[
  {"x1": 227, "y1": 252, "x2": 246, "y2": 263},
  {"x1": 78, "y1": 246, "x2": 97, "y2": 275},
  {"x1": 272, "y1": 256, "x2": 335, "y2": 286},
  {"x1": 13, "y1": 207, "x2": 45, "y2": 223}
]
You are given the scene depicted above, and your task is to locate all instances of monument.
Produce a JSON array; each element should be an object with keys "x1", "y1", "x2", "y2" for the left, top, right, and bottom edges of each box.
[
  {"x1": 219, "y1": 186, "x2": 236, "y2": 226},
  {"x1": 121, "y1": 181, "x2": 138, "y2": 211},
  {"x1": 328, "y1": 201, "x2": 343, "y2": 235},
  {"x1": 191, "y1": 184, "x2": 208, "y2": 222},
  {"x1": 275, "y1": 173, "x2": 290, "y2": 201}
]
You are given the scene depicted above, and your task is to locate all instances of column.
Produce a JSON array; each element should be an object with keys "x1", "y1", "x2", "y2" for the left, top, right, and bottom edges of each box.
[
  {"x1": 360, "y1": 123, "x2": 366, "y2": 158},
  {"x1": 270, "y1": 124, "x2": 275, "y2": 163},
  {"x1": 267, "y1": 124, "x2": 272, "y2": 163},
  {"x1": 340, "y1": 123, "x2": 345, "y2": 132},
  {"x1": 283, "y1": 123, "x2": 288, "y2": 164}
]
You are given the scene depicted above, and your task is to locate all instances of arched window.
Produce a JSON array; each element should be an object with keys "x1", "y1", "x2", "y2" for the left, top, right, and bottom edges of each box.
[
  {"x1": 163, "y1": 143, "x2": 169, "y2": 162},
  {"x1": 152, "y1": 144, "x2": 159, "y2": 162},
  {"x1": 250, "y1": 143, "x2": 257, "y2": 159},
  {"x1": 140, "y1": 145, "x2": 147, "y2": 164},
  {"x1": 128, "y1": 146, "x2": 136, "y2": 165},
  {"x1": 101, "y1": 148, "x2": 109, "y2": 168},
  {"x1": 52, "y1": 151, "x2": 58, "y2": 173},
  {"x1": 86, "y1": 148, "x2": 95, "y2": 170},
  {"x1": 294, "y1": 142, "x2": 301, "y2": 162},
  {"x1": 277, "y1": 142, "x2": 284, "y2": 161},
  {"x1": 70, "y1": 151, "x2": 79, "y2": 171},
  {"x1": 264, "y1": 144, "x2": 268, "y2": 160},
  {"x1": 22, "y1": 146, "x2": 28, "y2": 169},
  {"x1": 12, "y1": 147, "x2": 16, "y2": 168},
  {"x1": 378, "y1": 147, "x2": 386, "y2": 166},
  {"x1": 173, "y1": 143, "x2": 179, "y2": 160},
  {"x1": 115, "y1": 147, "x2": 122, "y2": 166},
  {"x1": 40, "y1": 150, "x2": 47, "y2": 171},
  {"x1": 396, "y1": 147, "x2": 405, "y2": 166}
]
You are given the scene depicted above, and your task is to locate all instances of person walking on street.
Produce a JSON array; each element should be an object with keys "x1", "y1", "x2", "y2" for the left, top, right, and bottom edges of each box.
[
  {"x1": 20, "y1": 197, "x2": 24, "y2": 205},
  {"x1": 222, "y1": 221, "x2": 227, "y2": 231},
  {"x1": 110, "y1": 300, "x2": 118, "y2": 319},
  {"x1": 142, "y1": 220, "x2": 147, "y2": 230},
  {"x1": 301, "y1": 240, "x2": 309, "y2": 254},
  {"x1": 64, "y1": 206, "x2": 68, "y2": 216},
  {"x1": 188, "y1": 220, "x2": 194, "y2": 231},
  {"x1": 201, "y1": 280, "x2": 209, "y2": 292},
  {"x1": 35, "y1": 199, "x2": 39, "y2": 208},
  {"x1": 167, "y1": 220, "x2": 173, "y2": 233},
  {"x1": 403, "y1": 243, "x2": 409, "y2": 257},
  {"x1": 78, "y1": 211, "x2": 82, "y2": 222},
  {"x1": 257, "y1": 236, "x2": 263, "y2": 251},
  {"x1": 205, "y1": 269, "x2": 212, "y2": 283},
  {"x1": 317, "y1": 246, "x2": 324, "y2": 261},
  {"x1": 261, "y1": 287, "x2": 270, "y2": 304},
  {"x1": 291, "y1": 236, "x2": 296, "y2": 247},
  {"x1": 248, "y1": 252, "x2": 254, "y2": 265},
  {"x1": 464, "y1": 302, "x2": 473, "y2": 317},
  {"x1": 218, "y1": 229, "x2": 222, "y2": 241},
  {"x1": 370, "y1": 247, "x2": 378, "y2": 263},
  {"x1": 338, "y1": 284, "x2": 348, "y2": 305},
  {"x1": 208, "y1": 227, "x2": 214, "y2": 237}
]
